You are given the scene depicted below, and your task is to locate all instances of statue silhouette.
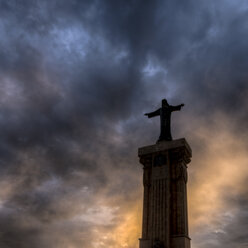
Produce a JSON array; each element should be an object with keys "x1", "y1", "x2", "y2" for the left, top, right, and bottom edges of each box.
[{"x1": 145, "y1": 99, "x2": 184, "y2": 142}]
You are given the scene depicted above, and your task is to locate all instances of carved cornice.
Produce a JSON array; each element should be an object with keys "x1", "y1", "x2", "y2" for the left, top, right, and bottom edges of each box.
[
  {"x1": 138, "y1": 138, "x2": 191, "y2": 157},
  {"x1": 139, "y1": 155, "x2": 152, "y2": 167},
  {"x1": 138, "y1": 138, "x2": 191, "y2": 166},
  {"x1": 169, "y1": 147, "x2": 191, "y2": 165}
]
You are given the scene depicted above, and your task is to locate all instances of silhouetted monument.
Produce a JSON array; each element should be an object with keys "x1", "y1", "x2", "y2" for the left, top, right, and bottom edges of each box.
[
  {"x1": 138, "y1": 99, "x2": 191, "y2": 248},
  {"x1": 145, "y1": 99, "x2": 184, "y2": 142}
]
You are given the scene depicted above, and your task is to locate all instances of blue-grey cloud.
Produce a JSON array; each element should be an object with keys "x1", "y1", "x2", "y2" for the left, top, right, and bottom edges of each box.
[{"x1": 0, "y1": 0, "x2": 248, "y2": 247}]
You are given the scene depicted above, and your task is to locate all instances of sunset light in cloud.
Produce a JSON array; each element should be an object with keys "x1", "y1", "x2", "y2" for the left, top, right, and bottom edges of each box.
[{"x1": 1, "y1": 1, "x2": 248, "y2": 248}]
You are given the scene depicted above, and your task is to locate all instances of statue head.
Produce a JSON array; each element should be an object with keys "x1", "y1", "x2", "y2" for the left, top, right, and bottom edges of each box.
[{"x1": 162, "y1": 99, "x2": 169, "y2": 107}]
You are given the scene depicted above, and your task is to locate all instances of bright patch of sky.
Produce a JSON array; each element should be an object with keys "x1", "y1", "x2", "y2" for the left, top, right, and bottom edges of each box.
[
  {"x1": 78, "y1": 206, "x2": 119, "y2": 226},
  {"x1": 114, "y1": 50, "x2": 129, "y2": 63},
  {"x1": 224, "y1": 0, "x2": 248, "y2": 12},
  {"x1": 50, "y1": 25, "x2": 90, "y2": 60},
  {"x1": 141, "y1": 56, "x2": 178, "y2": 102},
  {"x1": 142, "y1": 57, "x2": 167, "y2": 77}
]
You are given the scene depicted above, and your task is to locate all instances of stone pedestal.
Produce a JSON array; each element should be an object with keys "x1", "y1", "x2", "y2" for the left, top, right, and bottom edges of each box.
[{"x1": 138, "y1": 138, "x2": 191, "y2": 248}]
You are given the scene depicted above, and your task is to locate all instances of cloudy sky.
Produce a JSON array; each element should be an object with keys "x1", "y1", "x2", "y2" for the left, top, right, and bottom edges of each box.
[{"x1": 1, "y1": 0, "x2": 248, "y2": 247}]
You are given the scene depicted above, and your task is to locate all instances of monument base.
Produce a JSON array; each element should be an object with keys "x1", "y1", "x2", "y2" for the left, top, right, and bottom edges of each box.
[
  {"x1": 171, "y1": 236, "x2": 191, "y2": 248},
  {"x1": 138, "y1": 138, "x2": 192, "y2": 248},
  {"x1": 139, "y1": 239, "x2": 151, "y2": 248}
]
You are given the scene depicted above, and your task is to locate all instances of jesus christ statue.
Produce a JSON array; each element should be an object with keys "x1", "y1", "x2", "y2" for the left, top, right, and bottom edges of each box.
[{"x1": 145, "y1": 99, "x2": 184, "y2": 142}]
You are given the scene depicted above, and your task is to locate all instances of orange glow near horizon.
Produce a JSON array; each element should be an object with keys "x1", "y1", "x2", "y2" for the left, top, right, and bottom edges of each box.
[{"x1": 89, "y1": 114, "x2": 248, "y2": 248}]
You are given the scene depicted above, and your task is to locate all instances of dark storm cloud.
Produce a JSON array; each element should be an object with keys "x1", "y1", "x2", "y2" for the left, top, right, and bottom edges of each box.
[{"x1": 0, "y1": 0, "x2": 248, "y2": 247}]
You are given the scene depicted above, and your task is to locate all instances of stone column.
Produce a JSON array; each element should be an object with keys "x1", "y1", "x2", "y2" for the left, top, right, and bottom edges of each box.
[{"x1": 138, "y1": 138, "x2": 191, "y2": 248}]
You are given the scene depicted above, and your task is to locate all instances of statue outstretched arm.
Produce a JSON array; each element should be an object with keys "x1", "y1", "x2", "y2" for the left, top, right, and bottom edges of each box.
[
  {"x1": 170, "y1": 103, "x2": 184, "y2": 111},
  {"x1": 144, "y1": 108, "x2": 160, "y2": 118}
]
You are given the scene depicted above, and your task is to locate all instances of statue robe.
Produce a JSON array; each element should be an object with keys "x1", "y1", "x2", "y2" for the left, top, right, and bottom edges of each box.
[{"x1": 146, "y1": 104, "x2": 182, "y2": 141}]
